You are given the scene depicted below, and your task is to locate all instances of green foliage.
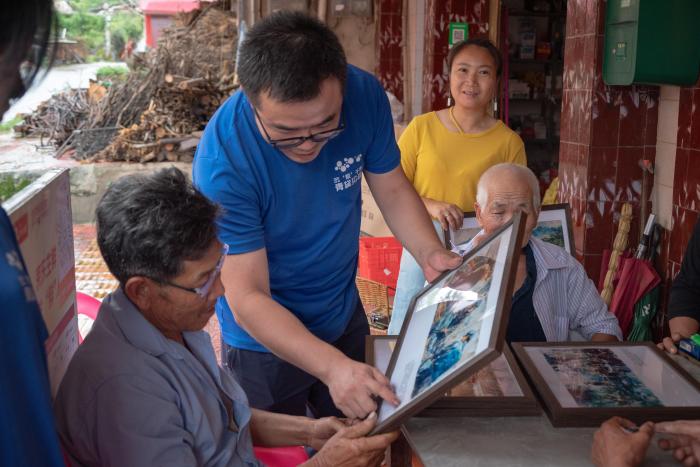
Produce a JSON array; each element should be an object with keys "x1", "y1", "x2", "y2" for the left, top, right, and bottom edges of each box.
[
  {"x1": 0, "y1": 176, "x2": 32, "y2": 203},
  {"x1": 59, "y1": 11, "x2": 105, "y2": 53},
  {"x1": 58, "y1": 1, "x2": 143, "y2": 57},
  {"x1": 0, "y1": 116, "x2": 23, "y2": 134},
  {"x1": 68, "y1": 0, "x2": 126, "y2": 11},
  {"x1": 96, "y1": 65, "x2": 128, "y2": 81},
  {"x1": 110, "y1": 12, "x2": 143, "y2": 57}
]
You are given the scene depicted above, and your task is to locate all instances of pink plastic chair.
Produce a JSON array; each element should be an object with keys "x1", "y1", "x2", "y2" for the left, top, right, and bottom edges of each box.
[
  {"x1": 76, "y1": 292, "x2": 100, "y2": 320},
  {"x1": 253, "y1": 446, "x2": 309, "y2": 466},
  {"x1": 76, "y1": 292, "x2": 101, "y2": 344}
]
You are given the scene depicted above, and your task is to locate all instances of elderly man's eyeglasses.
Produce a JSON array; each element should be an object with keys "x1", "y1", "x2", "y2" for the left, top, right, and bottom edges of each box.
[
  {"x1": 253, "y1": 106, "x2": 345, "y2": 149},
  {"x1": 162, "y1": 244, "x2": 229, "y2": 298}
]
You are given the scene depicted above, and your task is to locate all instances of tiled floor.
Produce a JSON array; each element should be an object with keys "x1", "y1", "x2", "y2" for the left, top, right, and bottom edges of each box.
[{"x1": 73, "y1": 224, "x2": 118, "y2": 300}]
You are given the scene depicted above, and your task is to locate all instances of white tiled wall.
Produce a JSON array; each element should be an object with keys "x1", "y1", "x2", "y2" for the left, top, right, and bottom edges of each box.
[{"x1": 653, "y1": 85, "x2": 680, "y2": 229}]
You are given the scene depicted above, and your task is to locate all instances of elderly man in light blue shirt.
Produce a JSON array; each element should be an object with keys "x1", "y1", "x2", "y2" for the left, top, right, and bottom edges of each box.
[
  {"x1": 389, "y1": 163, "x2": 622, "y2": 342},
  {"x1": 472, "y1": 163, "x2": 622, "y2": 342},
  {"x1": 54, "y1": 168, "x2": 397, "y2": 467}
]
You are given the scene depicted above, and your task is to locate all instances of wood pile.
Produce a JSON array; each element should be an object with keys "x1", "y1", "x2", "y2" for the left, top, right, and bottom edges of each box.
[
  {"x1": 96, "y1": 75, "x2": 228, "y2": 162},
  {"x1": 14, "y1": 89, "x2": 90, "y2": 147},
  {"x1": 15, "y1": 2, "x2": 238, "y2": 163}
]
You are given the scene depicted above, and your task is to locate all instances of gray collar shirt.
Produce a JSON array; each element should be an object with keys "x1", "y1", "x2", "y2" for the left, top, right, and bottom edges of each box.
[
  {"x1": 54, "y1": 289, "x2": 262, "y2": 467},
  {"x1": 528, "y1": 237, "x2": 623, "y2": 341}
]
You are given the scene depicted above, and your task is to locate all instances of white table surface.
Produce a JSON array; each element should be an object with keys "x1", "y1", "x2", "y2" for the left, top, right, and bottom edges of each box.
[{"x1": 402, "y1": 354, "x2": 700, "y2": 467}]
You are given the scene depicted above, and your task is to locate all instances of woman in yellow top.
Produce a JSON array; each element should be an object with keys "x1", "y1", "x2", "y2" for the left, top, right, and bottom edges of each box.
[{"x1": 388, "y1": 38, "x2": 527, "y2": 334}]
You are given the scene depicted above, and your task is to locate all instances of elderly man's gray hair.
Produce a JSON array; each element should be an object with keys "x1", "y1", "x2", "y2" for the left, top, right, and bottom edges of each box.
[{"x1": 475, "y1": 163, "x2": 542, "y2": 212}]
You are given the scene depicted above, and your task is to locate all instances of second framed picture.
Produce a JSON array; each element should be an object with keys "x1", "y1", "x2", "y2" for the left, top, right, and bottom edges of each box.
[
  {"x1": 366, "y1": 336, "x2": 540, "y2": 417},
  {"x1": 371, "y1": 212, "x2": 527, "y2": 434},
  {"x1": 445, "y1": 203, "x2": 574, "y2": 256},
  {"x1": 512, "y1": 342, "x2": 700, "y2": 427}
]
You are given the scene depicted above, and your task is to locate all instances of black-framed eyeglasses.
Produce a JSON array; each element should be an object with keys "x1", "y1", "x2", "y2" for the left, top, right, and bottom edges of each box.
[
  {"x1": 253, "y1": 106, "x2": 345, "y2": 149},
  {"x1": 160, "y1": 244, "x2": 229, "y2": 298}
]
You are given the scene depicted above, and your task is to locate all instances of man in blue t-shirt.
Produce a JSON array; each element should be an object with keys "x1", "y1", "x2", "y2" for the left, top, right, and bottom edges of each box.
[
  {"x1": 0, "y1": 1, "x2": 65, "y2": 465},
  {"x1": 194, "y1": 12, "x2": 460, "y2": 419}
]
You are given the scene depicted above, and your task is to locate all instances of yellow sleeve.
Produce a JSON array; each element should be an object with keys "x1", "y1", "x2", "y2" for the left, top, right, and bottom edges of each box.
[
  {"x1": 542, "y1": 177, "x2": 559, "y2": 205},
  {"x1": 508, "y1": 134, "x2": 527, "y2": 166},
  {"x1": 398, "y1": 118, "x2": 420, "y2": 184}
]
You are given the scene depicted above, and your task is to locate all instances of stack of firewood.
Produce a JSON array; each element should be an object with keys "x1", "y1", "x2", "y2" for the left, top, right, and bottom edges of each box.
[
  {"x1": 14, "y1": 2, "x2": 238, "y2": 163},
  {"x1": 14, "y1": 88, "x2": 90, "y2": 147},
  {"x1": 95, "y1": 73, "x2": 232, "y2": 162}
]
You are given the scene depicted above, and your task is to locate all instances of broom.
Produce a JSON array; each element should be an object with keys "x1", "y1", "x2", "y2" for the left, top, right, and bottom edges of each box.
[{"x1": 601, "y1": 203, "x2": 633, "y2": 306}]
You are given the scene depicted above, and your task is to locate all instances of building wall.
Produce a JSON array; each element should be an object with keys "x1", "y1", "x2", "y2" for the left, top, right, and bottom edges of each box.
[
  {"x1": 329, "y1": 1, "x2": 402, "y2": 104},
  {"x1": 330, "y1": 15, "x2": 377, "y2": 74},
  {"x1": 420, "y1": 0, "x2": 490, "y2": 113},
  {"x1": 376, "y1": 0, "x2": 405, "y2": 102},
  {"x1": 557, "y1": 0, "x2": 659, "y2": 286},
  {"x1": 340, "y1": 0, "x2": 494, "y2": 120},
  {"x1": 653, "y1": 86, "x2": 680, "y2": 231},
  {"x1": 650, "y1": 77, "x2": 700, "y2": 334},
  {"x1": 559, "y1": 0, "x2": 700, "y2": 337},
  {"x1": 669, "y1": 79, "x2": 700, "y2": 265}
]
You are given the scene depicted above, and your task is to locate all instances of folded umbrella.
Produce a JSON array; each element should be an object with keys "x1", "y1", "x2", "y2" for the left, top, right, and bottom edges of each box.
[
  {"x1": 609, "y1": 258, "x2": 660, "y2": 339},
  {"x1": 627, "y1": 286, "x2": 660, "y2": 342}
]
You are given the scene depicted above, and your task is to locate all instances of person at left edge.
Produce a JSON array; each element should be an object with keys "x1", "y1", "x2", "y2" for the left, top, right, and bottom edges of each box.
[
  {"x1": 193, "y1": 11, "x2": 461, "y2": 420},
  {"x1": 0, "y1": 1, "x2": 65, "y2": 466}
]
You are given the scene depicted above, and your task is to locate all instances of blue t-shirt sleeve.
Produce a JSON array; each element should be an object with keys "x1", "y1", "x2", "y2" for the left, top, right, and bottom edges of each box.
[
  {"x1": 193, "y1": 109, "x2": 266, "y2": 255},
  {"x1": 362, "y1": 74, "x2": 401, "y2": 174},
  {"x1": 0, "y1": 209, "x2": 64, "y2": 467}
]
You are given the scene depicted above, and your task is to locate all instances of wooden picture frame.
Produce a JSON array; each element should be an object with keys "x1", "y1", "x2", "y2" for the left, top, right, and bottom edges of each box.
[
  {"x1": 512, "y1": 341, "x2": 700, "y2": 427},
  {"x1": 445, "y1": 203, "x2": 575, "y2": 256},
  {"x1": 371, "y1": 212, "x2": 527, "y2": 434},
  {"x1": 366, "y1": 336, "x2": 540, "y2": 417}
]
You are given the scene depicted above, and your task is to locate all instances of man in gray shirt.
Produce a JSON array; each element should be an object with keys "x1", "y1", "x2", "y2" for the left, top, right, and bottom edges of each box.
[{"x1": 54, "y1": 168, "x2": 397, "y2": 466}]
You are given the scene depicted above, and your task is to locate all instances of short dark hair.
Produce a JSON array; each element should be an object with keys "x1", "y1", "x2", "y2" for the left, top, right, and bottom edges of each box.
[
  {"x1": 237, "y1": 11, "x2": 347, "y2": 106},
  {"x1": 447, "y1": 38, "x2": 502, "y2": 77},
  {"x1": 1, "y1": 0, "x2": 57, "y2": 97},
  {"x1": 96, "y1": 168, "x2": 220, "y2": 285}
]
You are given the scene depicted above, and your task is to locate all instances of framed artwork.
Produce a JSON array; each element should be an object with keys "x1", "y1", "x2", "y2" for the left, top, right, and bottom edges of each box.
[
  {"x1": 512, "y1": 342, "x2": 700, "y2": 427},
  {"x1": 366, "y1": 336, "x2": 540, "y2": 417},
  {"x1": 371, "y1": 212, "x2": 527, "y2": 434},
  {"x1": 445, "y1": 203, "x2": 574, "y2": 256}
]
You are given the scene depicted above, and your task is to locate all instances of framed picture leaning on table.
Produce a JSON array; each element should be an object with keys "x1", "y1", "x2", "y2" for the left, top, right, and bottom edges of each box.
[{"x1": 512, "y1": 341, "x2": 700, "y2": 427}]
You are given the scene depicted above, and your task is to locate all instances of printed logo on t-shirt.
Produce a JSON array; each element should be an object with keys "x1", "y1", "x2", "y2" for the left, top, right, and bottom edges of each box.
[
  {"x1": 332, "y1": 154, "x2": 363, "y2": 192},
  {"x1": 6, "y1": 250, "x2": 38, "y2": 303}
]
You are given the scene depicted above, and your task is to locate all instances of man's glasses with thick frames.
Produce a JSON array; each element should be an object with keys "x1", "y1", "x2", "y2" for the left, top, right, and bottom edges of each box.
[
  {"x1": 162, "y1": 244, "x2": 229, "y2": 298},
  {"x1": 253, "y1": 106, "x2": 345, "y2": 149}
]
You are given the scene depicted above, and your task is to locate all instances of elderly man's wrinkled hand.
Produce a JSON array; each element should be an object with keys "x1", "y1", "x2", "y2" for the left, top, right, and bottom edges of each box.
[
  {"x1": 307, "y1": 416, "x2": 348, "y2": 451},
  {"x1": 304, "y1": 412, "x2": 399, "y2": 467},
  {"x1": 591, "y1": 417, "x2": 654, "y2": 467},
  {"x1": 324, "y1": 358, "x2": 399, "y2": 419}
]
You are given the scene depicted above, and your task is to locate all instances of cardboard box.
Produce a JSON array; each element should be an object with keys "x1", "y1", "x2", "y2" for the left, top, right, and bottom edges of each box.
[
  {"x1": 361, "y1": 177, "x2": 392, "y2": 237},
  {"x1": 3, "y1": 168, "x2": 78, "y2": 395},
  {"x1": 359, "y1": 124, "x2": 407, "y2": 237}
]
